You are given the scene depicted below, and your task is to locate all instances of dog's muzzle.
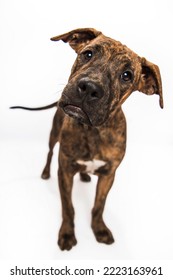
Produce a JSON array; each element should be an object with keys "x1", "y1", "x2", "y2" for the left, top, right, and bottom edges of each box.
[
  {"x1": 63, "y1": 104, "x2": 91, "y2": 125},
  {"x1": 77, "y1": 78, "x2": 104, "y2": 102},
  {"x1": 59, "y1": 77, "x2": 105, "y2": 126}
]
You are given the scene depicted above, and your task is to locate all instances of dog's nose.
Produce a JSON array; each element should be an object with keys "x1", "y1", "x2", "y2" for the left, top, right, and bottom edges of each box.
[{"x1": 77, "y1": 78, "x2": 104, "y2": 101}]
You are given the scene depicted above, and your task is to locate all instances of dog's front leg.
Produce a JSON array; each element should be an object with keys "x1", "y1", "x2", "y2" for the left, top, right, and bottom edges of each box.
[
  {"x1": 92, "y1": 173, "x2": 115, "y2": 245},
  {"x1": 57, "y1": 163, "x2": 77, "y2": 251}
]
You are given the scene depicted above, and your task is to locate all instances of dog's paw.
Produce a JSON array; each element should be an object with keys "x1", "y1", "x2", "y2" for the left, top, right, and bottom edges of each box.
[
  {"x1": 92, "y1": 222, "x2": 114, "y2": 244},
  {"x1": 58, "y1": 232, "x2": 77, "y2": 251},
  {"x1": 80, "y1": 172, "x2": 91, "y2": 182},
  {"x1": 95, "y1": 229, "x2": 114, "y2": 244}
]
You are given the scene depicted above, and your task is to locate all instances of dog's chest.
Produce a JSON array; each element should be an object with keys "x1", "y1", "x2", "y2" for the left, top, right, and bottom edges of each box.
[{"x1": 77, "y1": 159, "x2": 106, "y2": 174}]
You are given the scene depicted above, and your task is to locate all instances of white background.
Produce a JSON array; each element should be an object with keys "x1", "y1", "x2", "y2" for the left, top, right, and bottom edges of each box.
[{"x1": 0, "y1": 0, "x2": 173, "y2": 261}]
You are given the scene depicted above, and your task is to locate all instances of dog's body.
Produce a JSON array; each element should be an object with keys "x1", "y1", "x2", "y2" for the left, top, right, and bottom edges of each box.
[
  {"x1": 13, "y1": 28, "x2": 163, "y2": 250},
  {"x1": 42, "y1": 105, "x2": 127, "y2": 250}
]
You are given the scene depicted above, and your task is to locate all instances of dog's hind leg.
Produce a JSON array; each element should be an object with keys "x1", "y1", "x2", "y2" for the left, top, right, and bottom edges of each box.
[
  {"x1": 41, "y1": 108, "x2": 64, "y2": 179},
  {"x1": 80, "y1": 172, "x2": 91, "y2": 182},
  {"x1": 41, "y1": 130, "x2": 57, "y2": 179}
]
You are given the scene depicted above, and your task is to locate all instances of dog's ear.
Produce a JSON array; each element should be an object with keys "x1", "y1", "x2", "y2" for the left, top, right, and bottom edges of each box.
[
  {"x1": 50, "y1": 28, "x2": 102, "y2": 53},
  {"x1": 138, "y1": 57, "x2": 163, "y2": 108}
]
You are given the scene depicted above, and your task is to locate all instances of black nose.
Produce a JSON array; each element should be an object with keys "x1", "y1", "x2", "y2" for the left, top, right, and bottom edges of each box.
[{"x1": 77, "y1": 78, "x2": 104, "y2": 102}]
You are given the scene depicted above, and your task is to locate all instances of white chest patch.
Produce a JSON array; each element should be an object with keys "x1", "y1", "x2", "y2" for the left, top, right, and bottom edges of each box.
[{"x1": 77, "y1": 159, "x2": 106, "y2": 174}]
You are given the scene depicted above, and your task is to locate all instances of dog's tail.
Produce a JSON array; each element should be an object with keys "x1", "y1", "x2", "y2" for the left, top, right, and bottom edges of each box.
[{"x1": 10, "y1": 101, "x2": 58, "y2": 111}]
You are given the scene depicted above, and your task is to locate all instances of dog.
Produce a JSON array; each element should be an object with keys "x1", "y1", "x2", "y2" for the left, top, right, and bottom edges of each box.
[{"x1": 11, "y1": 28, "x2": 163, "y2": 250}]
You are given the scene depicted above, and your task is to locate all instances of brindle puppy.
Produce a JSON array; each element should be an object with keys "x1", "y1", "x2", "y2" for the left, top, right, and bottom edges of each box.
[{"x1": 13, "y1": 28, "x2": 164, "y2": 250}]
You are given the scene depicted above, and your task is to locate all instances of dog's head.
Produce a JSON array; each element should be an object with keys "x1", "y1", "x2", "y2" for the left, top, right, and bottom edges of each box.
[{"x1": 51, "y1": 28, "x2": 163, "y2": 126}]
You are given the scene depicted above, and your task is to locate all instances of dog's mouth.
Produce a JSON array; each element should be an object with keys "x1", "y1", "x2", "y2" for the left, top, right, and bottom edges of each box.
[{"x1": 63, "y1": 104, "x2": 91, "y2": 125}]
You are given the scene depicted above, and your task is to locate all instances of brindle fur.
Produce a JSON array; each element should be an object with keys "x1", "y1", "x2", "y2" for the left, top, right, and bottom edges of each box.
[{"x1": 40, "y1": 28, "x2": 163, "y2": 250}]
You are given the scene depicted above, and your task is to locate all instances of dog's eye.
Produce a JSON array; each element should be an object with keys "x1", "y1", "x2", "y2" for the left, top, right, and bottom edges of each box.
[
  {"x1": 82, "y1": 50, "x2": 93, "y2": 61},
  {"x1": 121, "y1": 71, "x2": 133, "y2": 82}
]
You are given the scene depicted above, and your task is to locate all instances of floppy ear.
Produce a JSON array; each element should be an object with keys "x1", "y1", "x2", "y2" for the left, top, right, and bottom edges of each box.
[
  {"x1": 138, "y1": 57, "x2": 163, "y2": 108},
  {"x1": 50, "y1": 28, "x2": 102, "y2": 53}
]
